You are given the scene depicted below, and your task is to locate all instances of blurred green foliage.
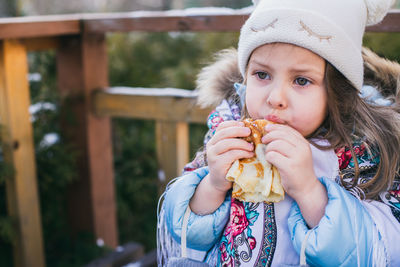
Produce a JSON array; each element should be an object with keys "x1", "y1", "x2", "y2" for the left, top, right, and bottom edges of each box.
[
  {"x1": 0, "y1": 17, "x2": 400, "y2": 267},
  {"x1": 364, "y1": 33, "x2": 400, "y2": 61},
  {"x1": 0, "y1": 125, "x2": 15, "y2": 267}
]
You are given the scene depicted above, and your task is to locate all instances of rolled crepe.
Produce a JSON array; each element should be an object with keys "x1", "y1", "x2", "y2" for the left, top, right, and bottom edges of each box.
[{"x1": 226, "y1": 119, "x2": 285, "y2": 203}]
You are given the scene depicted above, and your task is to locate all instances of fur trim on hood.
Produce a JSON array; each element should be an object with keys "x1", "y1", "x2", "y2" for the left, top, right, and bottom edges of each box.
[
  {"x1": 196, "y1": 48, "x2": 241, "y2": 108},
  {"x1": 363, "y1": 47, "x2": 400, "y2": 98},
  {"x1": 196, "y1": 47, "x2": 400, "y2": 108}
]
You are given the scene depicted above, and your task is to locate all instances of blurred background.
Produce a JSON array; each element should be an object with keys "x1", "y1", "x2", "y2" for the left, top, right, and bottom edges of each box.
[{"x1": 0, "y1": 0, "x2": 399, "y2": 266}]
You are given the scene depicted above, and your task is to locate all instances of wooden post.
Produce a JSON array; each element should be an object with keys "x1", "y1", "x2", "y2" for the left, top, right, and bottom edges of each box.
[
  {"x1": 0, "y1": 40, "x2": 45, "y2": 267},
  {"x1": 56, "y1": 34, "x2": 118, "y2": 248},
  {"x1": 156, "y1": 121, "x2": 189, "y2": 191}
]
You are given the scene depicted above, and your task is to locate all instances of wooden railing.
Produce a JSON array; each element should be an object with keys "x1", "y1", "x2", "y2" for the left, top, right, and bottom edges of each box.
[
  {"x1": 0, "y1": 9, "x2": 399, "y2": 267},
  {"x1": 93, "y1": 87, "x2": 211, "y2": 186}
]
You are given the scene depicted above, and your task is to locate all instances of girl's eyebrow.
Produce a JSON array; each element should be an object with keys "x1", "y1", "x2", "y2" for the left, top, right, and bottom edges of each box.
[
  {"x1": 288, "y1": 67, "x2": 324, "y2": 77},
  {"x1": 248, "y1": 59, "x2": 270, "y2": 68},
  {"x1": 248, "y1": 59, "x2": 324, "y2": 77}
]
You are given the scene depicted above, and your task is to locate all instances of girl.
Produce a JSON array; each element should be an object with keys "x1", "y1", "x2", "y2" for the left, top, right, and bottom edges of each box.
[{"x1": 158, "y1": 0, "x2": 400, "y2": 266}]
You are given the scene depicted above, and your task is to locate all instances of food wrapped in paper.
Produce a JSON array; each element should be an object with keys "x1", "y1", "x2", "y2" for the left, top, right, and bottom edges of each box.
[{"x1": 226, "y1": 119, "x2": 285, "y2": 203}]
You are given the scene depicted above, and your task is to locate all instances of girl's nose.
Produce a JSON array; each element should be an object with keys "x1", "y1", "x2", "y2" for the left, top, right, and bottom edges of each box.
[{"x1": 267, "y1": 84, "x2": 287, "y2": 109}]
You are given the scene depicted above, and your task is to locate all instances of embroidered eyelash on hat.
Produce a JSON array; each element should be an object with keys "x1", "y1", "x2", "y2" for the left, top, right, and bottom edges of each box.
[
  {"x1": 251, "y1": 18, "x2": 278, "y2": 32},
  {"x1": 238, "y1": 0, "x2": 395, "y2": 91},
  {"x1": 250, "y1": 18, "x2": 333, "y2": 43},
  {"x1": 298, "y1": 21, "x2": 332, "y2": 42}
]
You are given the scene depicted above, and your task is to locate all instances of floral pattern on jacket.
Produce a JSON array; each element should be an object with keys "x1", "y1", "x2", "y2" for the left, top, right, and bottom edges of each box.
[
  {"x1": 218, "y1": 200, "x2": 277, "y2": 266},
  {"x1": 219, "y1": 199, "x2": 259, "y2": 266}
]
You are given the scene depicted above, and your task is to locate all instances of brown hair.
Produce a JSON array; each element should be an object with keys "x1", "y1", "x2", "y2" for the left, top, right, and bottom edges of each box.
[{"x1": 309, "y1": 63, "x2": 400, "y2": 199}]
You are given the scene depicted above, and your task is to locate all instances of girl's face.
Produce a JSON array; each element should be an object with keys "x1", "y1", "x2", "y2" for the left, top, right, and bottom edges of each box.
[{"x1": 246, "y1": 43, "x2": 328, "y2": 137}]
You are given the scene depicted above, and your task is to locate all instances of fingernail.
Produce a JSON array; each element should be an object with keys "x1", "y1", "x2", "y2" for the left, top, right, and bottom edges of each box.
[{"x1": 265, "y1": 124, "x2": 272, "y2": 131}]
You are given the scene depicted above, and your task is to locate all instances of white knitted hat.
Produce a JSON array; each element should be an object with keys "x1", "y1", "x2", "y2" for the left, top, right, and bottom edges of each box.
[{"x1": 238, "y1": 0, "x2": 395, "y2": 90}]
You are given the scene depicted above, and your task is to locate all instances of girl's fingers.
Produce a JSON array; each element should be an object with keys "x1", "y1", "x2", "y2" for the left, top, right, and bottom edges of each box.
[
  {"x1": 209, "y1": 138, "x2": 254, "y2": 156},
  {"x1": 265, "y1": 139, "x2": 294, "y2": 158},
  {"x1": 218, "y1": 150, "x2": 255, "y2": 166},
  {"x1": 208, "y1": 125, "x2": 251, "y2": 145},
  {"x1": 262, "y1": 130, "x2": 297, "y2": 147},
  {"x1": 262, "y1": 124, "x2": 303, "y2": 146},
  {"x1": 265, "y1": 150, "x2": 289, "y2": 171},
  {"x1": 214, "y1": 120, "x2": 244, "y2": 133}
]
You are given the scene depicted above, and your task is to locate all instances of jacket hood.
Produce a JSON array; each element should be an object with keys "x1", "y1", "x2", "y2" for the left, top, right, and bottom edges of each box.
[{"x1": 196, "y1": 47, "x2": 400, "y2": 108}]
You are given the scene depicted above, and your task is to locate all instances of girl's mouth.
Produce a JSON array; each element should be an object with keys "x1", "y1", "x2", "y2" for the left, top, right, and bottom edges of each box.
[{"x1": 265, "y1": 114, "x2": 285, "y2": 124}]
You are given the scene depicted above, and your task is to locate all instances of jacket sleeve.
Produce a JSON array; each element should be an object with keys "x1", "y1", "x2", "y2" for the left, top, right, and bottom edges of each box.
[
  {"x1": 164, "y1": 166, "x2": 231, "y2": 251},
  {"x1": 288, "y1": 176, "x2": 387, "y2": 267}
]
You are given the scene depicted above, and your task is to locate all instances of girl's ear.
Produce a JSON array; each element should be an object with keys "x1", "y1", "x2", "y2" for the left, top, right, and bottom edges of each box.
[{"x1": 364, "y1": 0, "x2": 395, "y2": 26}]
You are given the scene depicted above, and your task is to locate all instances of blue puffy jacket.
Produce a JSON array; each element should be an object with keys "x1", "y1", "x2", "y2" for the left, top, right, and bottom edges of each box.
[
  {"x1": 288, "y1": 177, "x2": 386, "y2": 267},
  {"x1": 164, "y1": 166, "x2": 231, "y2": 251}
]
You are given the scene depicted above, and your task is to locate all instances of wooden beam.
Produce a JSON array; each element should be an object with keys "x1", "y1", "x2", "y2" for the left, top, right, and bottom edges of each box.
[
  {"x1": 0, "y1": 40, "x2": 45, "y2": 267},
  {"x1": 156, "y1": 121, "x2": 190, "y2": 189},
  {"x1": 0, "y1": 15, "x2": 80, "y2": 39},
  {"x1": 86, "y1": 242, "x2": 144, "y2": 267},
  {"x1": 22, "y1": 37, "x2": 59, "y2": 51},
  {"x1": 82, "y1": 10, "x2": 400, "y2": 33},
  {"x1": 0, "y1": 10, "x2": 398, "y2": 40},
  {"x1": 57, "y1": 34, "x2": 118, "y2": 248},
  {"x1": 92, "y1": 88, "x2": 212, "y2": 123},
  {"x1": 83, "y1": 13, "x2": 249, "y2": 33},
  {"x1": 176, "y1": 122, "x2": 190, "y2": 175}
]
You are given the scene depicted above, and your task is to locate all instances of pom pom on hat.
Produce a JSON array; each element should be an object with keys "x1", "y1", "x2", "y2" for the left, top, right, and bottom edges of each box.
[{"x1": 364, "y1": 0, "x2": 395, "y2": 25}]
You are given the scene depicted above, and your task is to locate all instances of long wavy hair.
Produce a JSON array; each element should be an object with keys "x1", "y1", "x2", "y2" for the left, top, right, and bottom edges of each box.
[{"x1": 309, "y1": 61, "x2": 400, "y2": 199}]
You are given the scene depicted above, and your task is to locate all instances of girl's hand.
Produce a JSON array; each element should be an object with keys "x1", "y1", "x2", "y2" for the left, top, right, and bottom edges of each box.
[
  {"x1": 206, "y1": 121, "x2": 254, "y2": 192},
  {"x1": 261, "y1": 123, "x2": 319, "y2": 201}
]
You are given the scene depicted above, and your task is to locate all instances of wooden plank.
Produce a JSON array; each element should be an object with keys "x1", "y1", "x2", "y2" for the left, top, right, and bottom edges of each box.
[
  {"x1": 0, "y1": 9, "x2": 398, "y2": 40},
  {"x1": 82, "y1": 10, "x2": 400, "y2": 33},
  {"x1": 84, "y1": 13, "x2": 249, "y2": 33},
  {"x1": 86, "y1": 242, "x2": 144, "y2": 267},
  {"x1": 176, "y1": 122, "x2": 190, "y2": 175},
  {"x1": 22, "y1": 37, "x2": 59, "y2": 51},
  {"x1": 0, "y1": 15, "x2": 80, "y2": 39},
  {"x1": 57, "y1": 34, "x2": 118, "y2": 248},
  {"x1": 0, "y1": 40, "x2": 45, "y2": 267},
  {"x1": 92, "y1": 88, "x2": 212, "y2": 123},
  {"x1": 128, "y1": 249, "x2": 157, "y2": 267},
  {"x1": 156, "y1": 121, "x2": 190, "y2": 189}
]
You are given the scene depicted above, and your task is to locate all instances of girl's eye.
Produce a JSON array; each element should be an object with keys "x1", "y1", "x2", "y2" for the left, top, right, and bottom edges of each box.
[
  {"x1": 295, "y1": 77, "x2": 310, "y2": 86},
  {"x1": 256, "y1": 71, "x2": 270, "y2": 80}
]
